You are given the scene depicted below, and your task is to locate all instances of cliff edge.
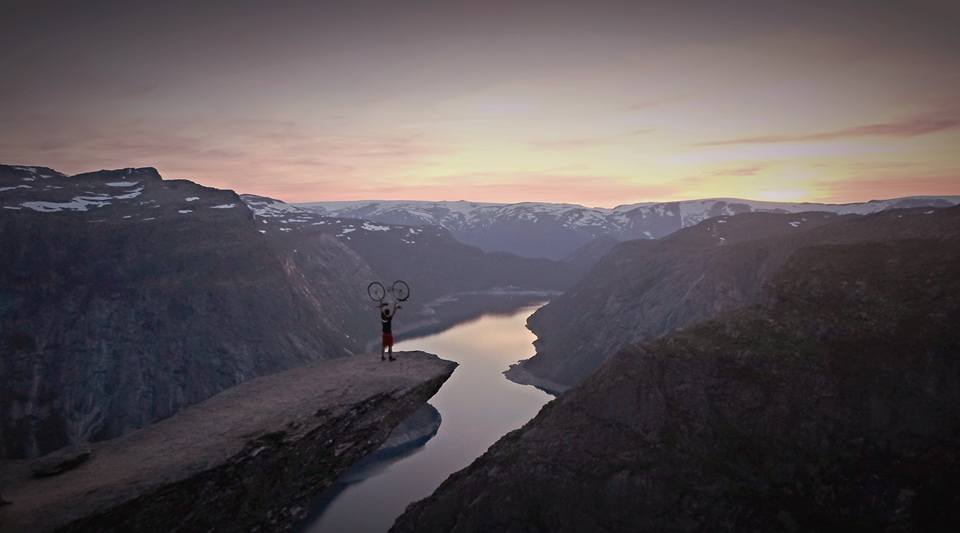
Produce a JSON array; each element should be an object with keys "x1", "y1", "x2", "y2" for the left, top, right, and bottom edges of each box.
[{"x1": 0, "y1": 351, "x2": 455, "y2": 532}]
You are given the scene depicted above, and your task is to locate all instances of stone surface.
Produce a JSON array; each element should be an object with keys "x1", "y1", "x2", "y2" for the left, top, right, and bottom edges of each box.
[
  {"x1": 379, "y1": 403, "x2": 442, "y2": 453},
  {"x1": 29, "y1": 444, "x2": 92, "y2": 477},
  {"x1": 0, "y1": 351, "x2": 456, "y2": 532},
  {"x1": 394, "y1": 217, "x2": 960, "y2": 532}
]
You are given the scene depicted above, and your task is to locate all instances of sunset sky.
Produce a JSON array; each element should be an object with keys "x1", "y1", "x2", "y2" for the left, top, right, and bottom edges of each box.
[{"x1": 2, "y1": 0, "x2": 959, "y2": 206}]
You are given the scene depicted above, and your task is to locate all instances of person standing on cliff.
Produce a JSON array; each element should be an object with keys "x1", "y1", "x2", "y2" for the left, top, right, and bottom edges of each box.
[{"x1": 380, "y1": 301, "x2": 401, "y2": 361}]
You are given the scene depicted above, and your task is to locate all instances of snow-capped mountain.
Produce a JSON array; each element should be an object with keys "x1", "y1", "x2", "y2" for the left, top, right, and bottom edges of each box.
[
  {"x1": 297, "y1": 200, "x2": 623, "y2": 260},
  {"x1": 0, "y1": 164, "x2": 248, "y2": 221},
  {"x1": 300, "y1": 196, "x2": 960, "y2": 259},
  {"x1": 240, "y1": 194, "x2": 580, "y2": 303},
  {"x1": 242, "y1": 194, "x2": 448, "y2": 244}
]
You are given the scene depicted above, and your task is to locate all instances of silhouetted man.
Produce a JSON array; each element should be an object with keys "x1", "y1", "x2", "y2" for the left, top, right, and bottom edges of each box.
[{"x1": 380, "y1": 301, "x2": 400, "y2": 361}]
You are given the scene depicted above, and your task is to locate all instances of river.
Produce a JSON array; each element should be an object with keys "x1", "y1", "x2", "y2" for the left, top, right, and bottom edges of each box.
[{"x1": 304, "y1": 303, "x2": 552, "y2": 532}]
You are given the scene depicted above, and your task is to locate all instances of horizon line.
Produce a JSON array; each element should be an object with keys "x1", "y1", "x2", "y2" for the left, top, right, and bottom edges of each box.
[
  {"x1": 290, "y1": 194, "x2": 960, "y2": 210},
  {"x1": 5, "y1": 163, "x2": 959, "y2": 211}
]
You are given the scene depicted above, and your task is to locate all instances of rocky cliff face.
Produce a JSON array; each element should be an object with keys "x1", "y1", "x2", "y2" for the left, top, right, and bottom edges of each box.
[
  {"x1": 393, "y1": 214, "x2": 960, "y2": 532},
  {"x1": 0, "y1": 165, "x2": 374, "y2": 458},
  {"x1": 511, "y1": 206, "x2": 960, "y2": 392}
]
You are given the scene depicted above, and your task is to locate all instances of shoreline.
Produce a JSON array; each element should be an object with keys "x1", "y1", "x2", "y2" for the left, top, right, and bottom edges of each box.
[{"x1": 503, "y1": 363, "x2": 570, "y2": 396}]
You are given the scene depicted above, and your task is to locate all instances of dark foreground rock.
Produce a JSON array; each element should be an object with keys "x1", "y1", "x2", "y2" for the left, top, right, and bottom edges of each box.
[
  {"x1": 29, "y1": 444, "x2": 92, "y2": 477},
  {"x1": 0, "y1": 351, "x2": 455, "y2": 532},
  {"x1": 393, "y1": 228, "x2": 960, "y2": 531}
]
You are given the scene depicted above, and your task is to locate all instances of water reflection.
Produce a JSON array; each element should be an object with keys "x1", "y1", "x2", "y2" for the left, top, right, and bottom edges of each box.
[{"x1": 305, "y1": 304, "x2": 552, "y2": 533}]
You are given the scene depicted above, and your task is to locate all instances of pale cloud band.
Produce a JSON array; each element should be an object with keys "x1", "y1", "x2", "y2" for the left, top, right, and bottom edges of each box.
[{"x1": 697, "y1": 114, "x2": 960, "y2": 146}]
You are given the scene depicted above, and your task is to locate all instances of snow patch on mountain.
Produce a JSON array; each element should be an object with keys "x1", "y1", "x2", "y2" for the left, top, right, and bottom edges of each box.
[
  {"x1": 362, "y1": 222, "x2": 390, "y2": 231},
  {"x1": 113, "y1": 188, "x2": 144, "y2": 200}
]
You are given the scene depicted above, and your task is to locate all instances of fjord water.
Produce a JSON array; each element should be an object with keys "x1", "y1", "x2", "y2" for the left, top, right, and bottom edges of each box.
[{"x1": 306, "y1": 304, "x2": 552, "y2": 532}]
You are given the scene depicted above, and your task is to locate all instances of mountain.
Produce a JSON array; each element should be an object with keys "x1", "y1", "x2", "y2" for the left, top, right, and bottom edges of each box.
[
  {"x1": 508, "y1": 205, "x2": 960, "y2": 393},
  {"x1": 300, "y1": 197, "x2": 960, "y2": 260},
  {"x1": 0, "y1": 165, "x2": 584, "y2": 458},
  {"x1": 242, "y1": 195, "x2": 580, "y2": 305},
  {"x1": 0, "y1": 165, "x2": 375, "y2": 458},
  {"x1": 558, "y1": 236, "x2": 621, "y2": 276},
  {"x1": 392, "y1": 206, "x2": 960, "y2": 532}
]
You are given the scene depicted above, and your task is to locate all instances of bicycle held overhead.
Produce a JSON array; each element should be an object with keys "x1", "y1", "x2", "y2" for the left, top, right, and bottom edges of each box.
[{"x1": 368, "y1": 280, "x2": 410, "y2": 361}]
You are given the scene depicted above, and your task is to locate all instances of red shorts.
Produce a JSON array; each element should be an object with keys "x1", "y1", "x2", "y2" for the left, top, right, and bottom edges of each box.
[{"x1": 382, "y1": 332, "x2": 394, "y2": 347}]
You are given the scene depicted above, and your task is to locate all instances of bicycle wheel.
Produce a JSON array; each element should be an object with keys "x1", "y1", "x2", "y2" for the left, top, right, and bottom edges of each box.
[
  {"x1": 367, "y1": 281, "x2": 386, "y2": 301},
  {"x1": 392, "y1": 280, "x2": 410, "y2": 301}
]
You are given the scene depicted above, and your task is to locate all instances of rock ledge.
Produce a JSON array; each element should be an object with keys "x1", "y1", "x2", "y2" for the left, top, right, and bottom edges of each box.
[{"x1": 0, "y1": 351, "x2": 455, "y2": 532}]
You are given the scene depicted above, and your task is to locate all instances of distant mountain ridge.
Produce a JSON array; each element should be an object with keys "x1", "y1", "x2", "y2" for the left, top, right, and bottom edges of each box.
[
  {"x1": 300, "y1": 196, "x2": 960, "y2": 259},
  {"x1": 240, "y1": 194, "x2": 581, "y2": 305}
]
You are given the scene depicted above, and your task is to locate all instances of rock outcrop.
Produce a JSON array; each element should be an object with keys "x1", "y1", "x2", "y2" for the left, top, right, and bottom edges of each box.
[
  {"x1": 393, "y1": 213, "x2": 960, "y2": 532},
  {"x1": 0, "y1": 165, "x2": 374, "y2": 458},
  {"x1": 378, "y1": 403, "x2": 442, "y2": 454},
  {"x1": 29, "y1": 444, "x2": 91, "y2": 477},
  {"x1": 0, "y1": 351, "x2": 456, "y2": 532},
  {"x1": 510, "y1": 206, "x2": 960, "y2": 392}
]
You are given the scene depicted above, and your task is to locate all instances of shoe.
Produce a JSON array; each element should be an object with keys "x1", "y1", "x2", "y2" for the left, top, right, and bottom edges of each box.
[{"x1": 389, "y1": 356, "x2": 396, "y2": 361}]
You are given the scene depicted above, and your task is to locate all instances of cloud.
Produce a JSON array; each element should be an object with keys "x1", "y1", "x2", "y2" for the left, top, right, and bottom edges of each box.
[
  {"x1": 530, "y1": 128, "x2": 654, "y2": 150},
  {"x1": 0, "y1": 114, "x2": 451, "y2": 200},
  {"x1": 618, "y1": 98, "x2": 681, "y2": 111},
  {"x1": 697, "y1": 115, "x2": 960, "y2": 146},
  {"x1": 708, "y1": 165, "x2": 766, "y2": 176}
]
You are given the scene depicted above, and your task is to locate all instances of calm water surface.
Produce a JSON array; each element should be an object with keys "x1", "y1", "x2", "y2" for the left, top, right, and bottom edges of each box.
[{"x1": 305, "y1": 304, "x2": 552, "y2": 532}]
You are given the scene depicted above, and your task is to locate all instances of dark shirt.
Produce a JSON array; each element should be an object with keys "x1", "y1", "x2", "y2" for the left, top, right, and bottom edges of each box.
[{"x1": 381, "y1": 312, "x2": 393, "y2": 333}]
